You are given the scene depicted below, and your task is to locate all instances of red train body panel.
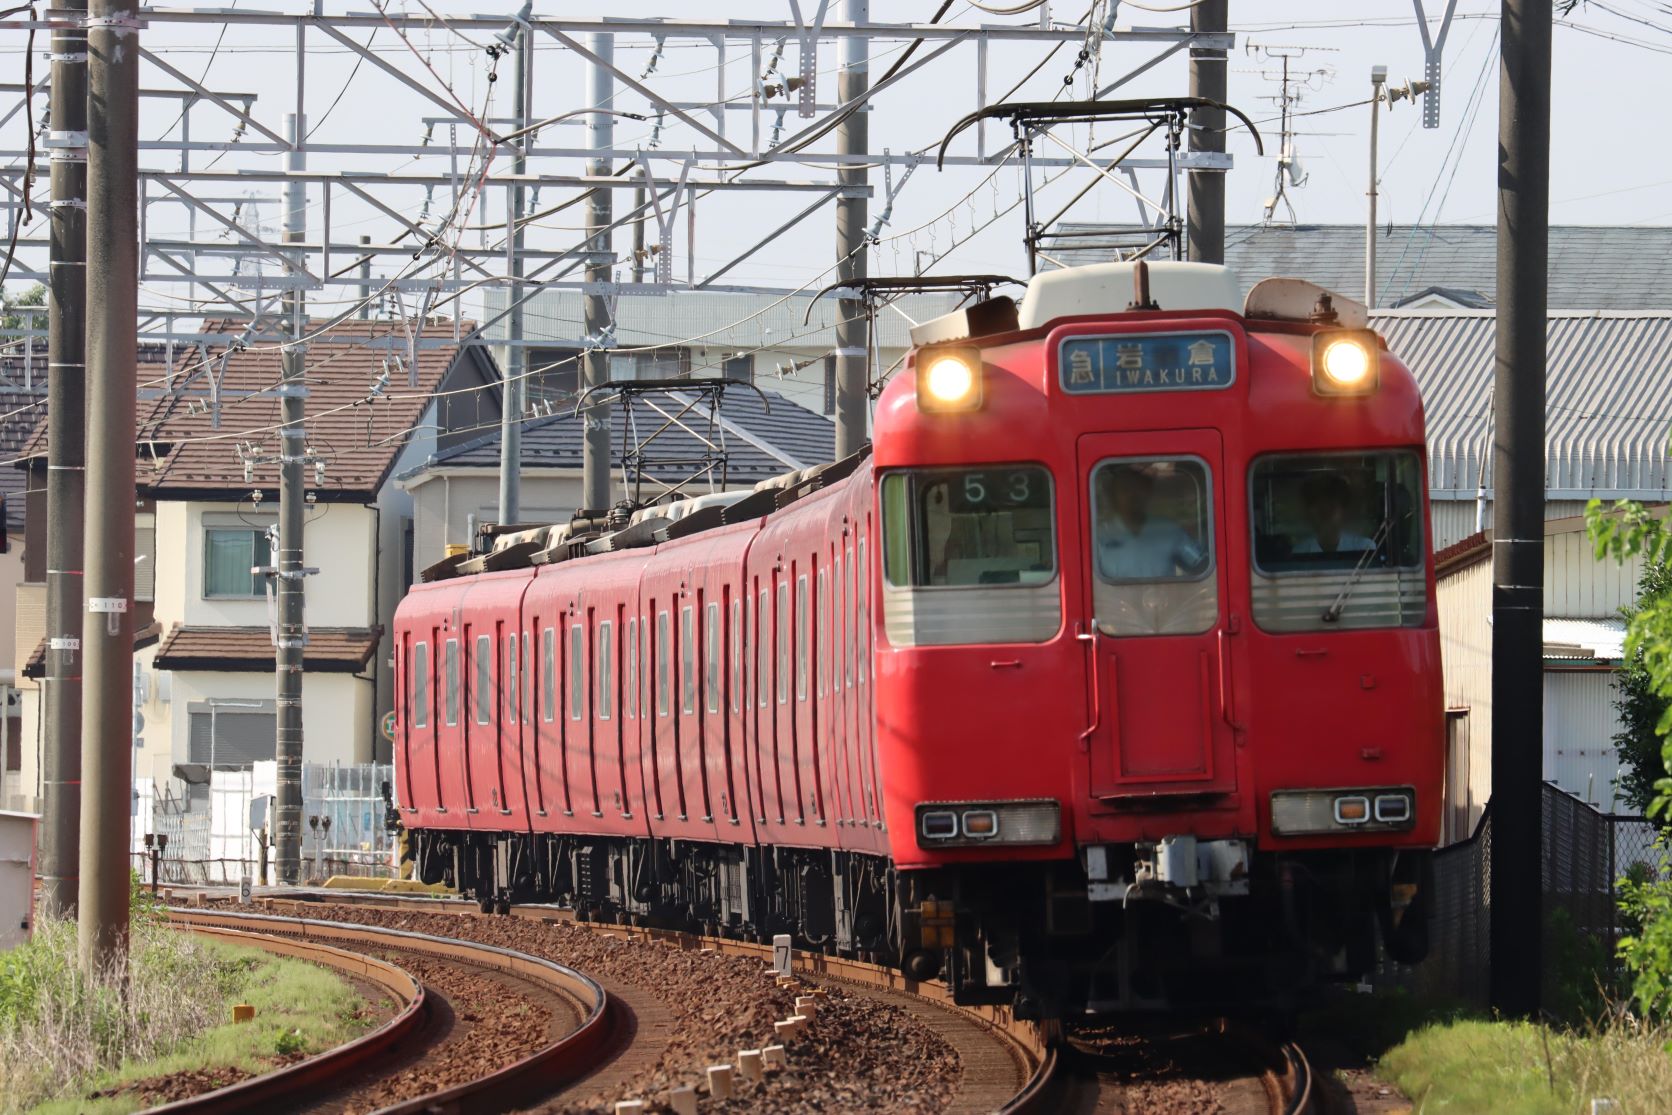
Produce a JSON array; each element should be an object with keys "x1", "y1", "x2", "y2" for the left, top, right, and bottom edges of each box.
[{"x1": 392, "y1": 263, "x2": 1444, "y2": 1015}]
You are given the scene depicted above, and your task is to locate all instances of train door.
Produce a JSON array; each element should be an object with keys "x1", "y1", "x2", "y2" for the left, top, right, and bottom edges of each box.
[{"x1": 1076, "y1": 430, "x2": 1239, "y2": 800}]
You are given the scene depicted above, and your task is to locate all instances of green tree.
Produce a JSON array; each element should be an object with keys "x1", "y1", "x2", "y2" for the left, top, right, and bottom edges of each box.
[
  {"x1": 1612, "y1": 558, "x2": 1672, "y2": 815},
  {"x1": 1589, "y1": 494, "x2": 1672, "y2": 1016},
  {"x1": 0, "y1": 281, "x2": 46, "y2": 333}
]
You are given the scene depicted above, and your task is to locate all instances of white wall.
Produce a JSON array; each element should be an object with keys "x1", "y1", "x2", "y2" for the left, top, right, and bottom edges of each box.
[
  {"x1": 1543, "y1": 670, "x2": 1625, "y2": 812},
  {"x1": 1438, "y1": 555, "x2": 1493, "y2": 832},
  {"x1": 167, "y1": 670, "x2": 374, "y2": 769}
]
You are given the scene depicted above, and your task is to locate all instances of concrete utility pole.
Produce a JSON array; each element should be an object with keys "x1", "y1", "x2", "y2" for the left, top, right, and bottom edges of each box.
[
  {"x1": 1186, "y1": 0, "x2": 1228, "y2": 264},
  {"x1": 498, "y1": 26, "x2": 529, "y2": 524},
  {"x1": 581, "y1": 32, "x2": 614, "y2": 512},
  {"x1": 1489, "y1": 0, "x2": 1550, "y2": 1018},
  {"x1": 1366, "y1": 66, "x2": 1387, "y2": 307},
  {"x1": 833, "y1": 0, "x2": 870, "y2": 459},
  {"x1": 358, "y1": 234, "x2": 372, "y2": 320},
  {"x1": 40, "y1": 0, "x2": 88, "y2": 919},
  {"x1": 274, "y1": 113, "x2": 308, "y2": 886},
  {"x1": 78, "y1": 0, "x2": 138, "y2": 975}
]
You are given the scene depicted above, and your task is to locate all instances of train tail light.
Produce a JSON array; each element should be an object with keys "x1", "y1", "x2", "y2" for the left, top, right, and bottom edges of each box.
[
  {"x1": 915, "y1": 799, "x2": 1060, "y2": 848},
  {"x1": 916, "y1": 347, "x2": 984, "y2": 413},
  {"x1": 1270, "y1": 787, "x2": 1416, "y2": 836},
  {"x1": 1311, "y1": 329, "x2": 1380, "y2": 396}
]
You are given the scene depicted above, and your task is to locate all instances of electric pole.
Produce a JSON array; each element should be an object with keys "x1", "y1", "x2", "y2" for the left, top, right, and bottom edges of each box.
[
  {"x1": 1186, "y1": 0, "x2": 1227, "y2": 264},
  {"x1": 1366, "y1": 66, "x2": 1387, "y2": 306},
  {"x1": 274, "y1": 113, "x2": 308, "y2": 886},
  {"x1": 40, "y1": 0, "x2": 88, "y2": 919},
  {"x1": 498, "y1": 25, "x2": 529, "y2": 524},
  {"x1": 358, "y1": 234, "x2": 371, "y2": 320},
  {"x1": 78, "y1": 0, "x2": 138, "y2": 975},
  {"x1": 1489, "y1": 0, "x2": 1550, "y2": 1018},
  {"x1": 834, "y1": 0, "x2": 870, "y2": 459},
  {"x1": 581, "y1": 32, "x2": 613, "y2": 512}
]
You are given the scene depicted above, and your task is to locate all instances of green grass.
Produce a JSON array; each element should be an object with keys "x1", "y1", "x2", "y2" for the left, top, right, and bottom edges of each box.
[
  {"x1": 0, "y1": 909, "x2": 373, "y2": 1115},
  {"x1": 1378, "y1": 1015, "x2": 1672, "y2": 1115}
]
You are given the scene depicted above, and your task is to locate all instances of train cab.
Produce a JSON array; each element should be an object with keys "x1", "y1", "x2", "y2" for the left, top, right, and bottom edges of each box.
[{"x1": 871, "y1": 261, "x2": 1443, "y2": 1013}]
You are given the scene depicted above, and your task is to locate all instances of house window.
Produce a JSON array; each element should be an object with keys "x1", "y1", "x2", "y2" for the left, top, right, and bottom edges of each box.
[
  {"x1": 135, "y1": 524, "x2": 156, "y2": 603},
  {"x1": 188, "y1": 708, "x2": 277, "y2": 767},
  {"x1": 203, "y1": 527, "x2": 271, "y2": 598},
  {"x1": 723, "y1": 354, "x2": 754, "y2": 383}
]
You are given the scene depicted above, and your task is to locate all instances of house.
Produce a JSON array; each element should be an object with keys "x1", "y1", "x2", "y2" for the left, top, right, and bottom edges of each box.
[
  {"x1": 479, "y1": 287, "x2": 961, "y2": 419},
  {"x1": 1436, "y1": 513, "x2": 1651, "y2": 840},
  {"x1": 9, "y1": 317, "x2": 502, "y2": 816},
  {"x1": 397, "y1": 382, "x2": 836, "y2": 574}
]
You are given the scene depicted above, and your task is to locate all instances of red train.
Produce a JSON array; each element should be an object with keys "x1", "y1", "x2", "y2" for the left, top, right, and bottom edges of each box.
[{"x1": 392, "y1": 261, "x2": 1443, "y2": 1015}]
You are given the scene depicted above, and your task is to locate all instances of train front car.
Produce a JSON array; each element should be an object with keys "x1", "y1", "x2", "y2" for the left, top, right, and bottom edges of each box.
[{"x1": 873, "y1": 261, "x2": 1443, "y2": 1016}]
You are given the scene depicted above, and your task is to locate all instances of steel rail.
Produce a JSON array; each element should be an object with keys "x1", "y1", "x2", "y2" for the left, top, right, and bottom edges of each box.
[{"x1": 164, "y1": 908, "x2": 621, "y2": 1115}]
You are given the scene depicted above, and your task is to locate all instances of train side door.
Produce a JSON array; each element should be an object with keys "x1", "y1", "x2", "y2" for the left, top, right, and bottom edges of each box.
[{"x1": 1077, "y1": 430, "x2": 1238, "y2": 801}]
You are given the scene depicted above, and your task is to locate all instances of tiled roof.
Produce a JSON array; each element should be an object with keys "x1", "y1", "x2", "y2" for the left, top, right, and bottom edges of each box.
[
  {"x1": 22, "y1": 318, "x2": 488, "y2": 500},
  {"x1": 1, "y1": 382, "x2": 45, "y2": 534},
  {"x1": 402, "y1": 383, "x2": 836, "y2": 486},
  {"x1": 1053, "y1": 224, "x2": 1672, "y2": 310},
  {"x1": 23, "y1": 621, "x2": 161, "y2": 680},
  {"x1": 153, "y1": 624, "x2": 380, "y2": 673}
]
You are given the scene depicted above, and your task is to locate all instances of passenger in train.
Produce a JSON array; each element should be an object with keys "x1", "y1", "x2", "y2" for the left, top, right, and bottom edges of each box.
[
  {"x1": 1292, "y1": 472, "x2": 1376, "y2": 559},
  {"x1": 1094, "y1": 463, "x2": 1209, "y2": 581}
]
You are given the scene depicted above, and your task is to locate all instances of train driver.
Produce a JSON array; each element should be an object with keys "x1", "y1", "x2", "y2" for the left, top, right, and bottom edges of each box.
[
  {"x1": 1095, "y1": 464, "x2": 1208, "y2": 581},
  {"x1": 1292, "y1": 473, "x2": 1375, "y2": 559}
]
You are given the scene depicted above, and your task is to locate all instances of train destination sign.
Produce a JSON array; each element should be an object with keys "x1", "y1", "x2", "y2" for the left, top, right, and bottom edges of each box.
[{"x1": 1059, "y1": 330, "x2": 1236, "y2": 394}]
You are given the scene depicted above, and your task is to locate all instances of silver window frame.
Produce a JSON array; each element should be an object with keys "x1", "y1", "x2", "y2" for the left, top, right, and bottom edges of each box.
[{"x1": 879, "y1": 464, "x2": 1060, "y2": 592}]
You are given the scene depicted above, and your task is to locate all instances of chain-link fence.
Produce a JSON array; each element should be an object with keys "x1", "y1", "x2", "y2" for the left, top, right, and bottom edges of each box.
[{"x1": 1388, "y1": 782, "x2": 1668, "y2": 1007}]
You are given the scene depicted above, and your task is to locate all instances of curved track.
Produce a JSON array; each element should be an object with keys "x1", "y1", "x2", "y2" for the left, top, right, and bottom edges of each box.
[{"x1": 160, "y1": 909, "x2": 621, "y2": 1114}]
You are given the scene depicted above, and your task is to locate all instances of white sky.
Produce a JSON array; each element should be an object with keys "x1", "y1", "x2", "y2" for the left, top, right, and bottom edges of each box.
[{"x1": 2, "y1": 1, "x2": 1670, "y2": 315}]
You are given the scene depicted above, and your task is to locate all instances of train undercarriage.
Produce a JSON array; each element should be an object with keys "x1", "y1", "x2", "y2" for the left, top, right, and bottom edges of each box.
[{"x1": 406, "y1": 826, "x2": 1431, "y2": 1018}]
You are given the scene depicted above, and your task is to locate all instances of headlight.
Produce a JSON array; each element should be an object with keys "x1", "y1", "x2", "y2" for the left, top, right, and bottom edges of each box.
[
  {"x1": 1271, "y1": 787, "x2": 1415, "y2": 835},
  {"x1": 916, "y1": 347, "x2": 984, "y2": 413},
  {"x1": 915, "y1": 799, "x2": 1059, "y2": 848},
  {"x1": 1311, "y1": 329, "x2": 1380, "y2": 396}
]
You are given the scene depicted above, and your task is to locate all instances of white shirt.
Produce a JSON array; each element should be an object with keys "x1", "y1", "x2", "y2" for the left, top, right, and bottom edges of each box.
[
  {"x1": 1292, "y1": 530, "x2": 1376, "y2": 556},
  {"x1": 1097, "y1": 515, "x2": 1206, "y2": 580}
]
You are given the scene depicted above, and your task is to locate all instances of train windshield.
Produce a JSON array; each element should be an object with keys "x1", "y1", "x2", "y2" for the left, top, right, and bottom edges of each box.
[
  {"x1": 881, "y1": 466, "x2": 1056, "y2": 588},
  {"x1": 1248, "y1": 451, "x2": 1426, "y2": 632},
  {"x1": 1249, "y1": 453, "x2": 1423, "y2": 574},
  {"x1": 1089, "y1": 457, "x2": 1219, "y2": 637}
]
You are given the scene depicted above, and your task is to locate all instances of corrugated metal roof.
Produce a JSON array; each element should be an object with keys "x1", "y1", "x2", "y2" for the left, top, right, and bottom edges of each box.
[
  {"x1": 481, "y1": 288, "x2": 963, "y2": 351},
  {"x1": 1543, "y1": 617, "x2": 1627, "y2": 663},
  {"x1": 1056, "y1": 223, "x2": 1672, "y2": 310},
  {"x1": 1373, "y1": 311, "x2": 1672, "y2": 500}
]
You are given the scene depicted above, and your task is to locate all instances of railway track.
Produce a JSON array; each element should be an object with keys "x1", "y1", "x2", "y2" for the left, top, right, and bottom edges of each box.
[
  {"x1": 159, "y1": 909, "x2": 618, "y2": 1114},
  {"x1": 162, "y1": 888, "x2": 1318, "y2": 1114}
]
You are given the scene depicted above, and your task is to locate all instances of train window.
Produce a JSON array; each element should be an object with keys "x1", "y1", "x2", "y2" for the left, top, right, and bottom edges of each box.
[
  {"x1": 474, "y1": 634, "x2": 492, "y2": 725},
  {"x1": 706, "y1": 601, "x2": 722, "y2": 714},
  {"x1": 541, "y1": 628, "x2": 556, "y2": 722},
  {"x1": 444, "y1": 639, "x2": 460, "y2": 726},
  {"x1": 796, "y1": 576, "x2": 810, "y2": 702},
  {"x1": 1248, "y1": 451, "x2": 1425, "y2": 632},
  {"x1": 570, "y1": 624, "x2": 585, "y2": 721},
  {"x1": 681, "y1": 606, "x2": 697, "y2": 715},
  {"x1": 412, "y1": 642, "x2": 429, "y2": 729},
  {"x1": 777, "y1": 582, "x2": 791, "y2": 705},
  {"x1": 598, "y1": 621, "x2": 614, "y2": 720},
  {"x1": 730, "y1": 600, "x2": 743, "y2": 714},
  {"x1": 657, "y1": 611, "x2": 672, "y2": 717},
  {"x1": 505, "y1": 634, "x2": 518, "y2": 724},
  {"x1": 857, "y1": 538, "x2": 868, "y2": 679},
  {"x1": 880, "y1": 466, "x2": 1056, "y2": 588},
  {"x1": 626, "y1": 619, "x2": 638, "y2": 718},
  {"x1": 758, "y1": 589, "x2": 770, "y2": 710},
  {"x1": 845, "y1": 548, "x2": 855, "y2": 687},
  {"x1": 1090, "y1": 457, "x2": 1217, "y2": 637},
  {"x1": 818, "y1": 569, "x2": 830, "y2": 699},
  {"x1": 522, "y1": 633, "x2": 532, "y2": 726}
]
